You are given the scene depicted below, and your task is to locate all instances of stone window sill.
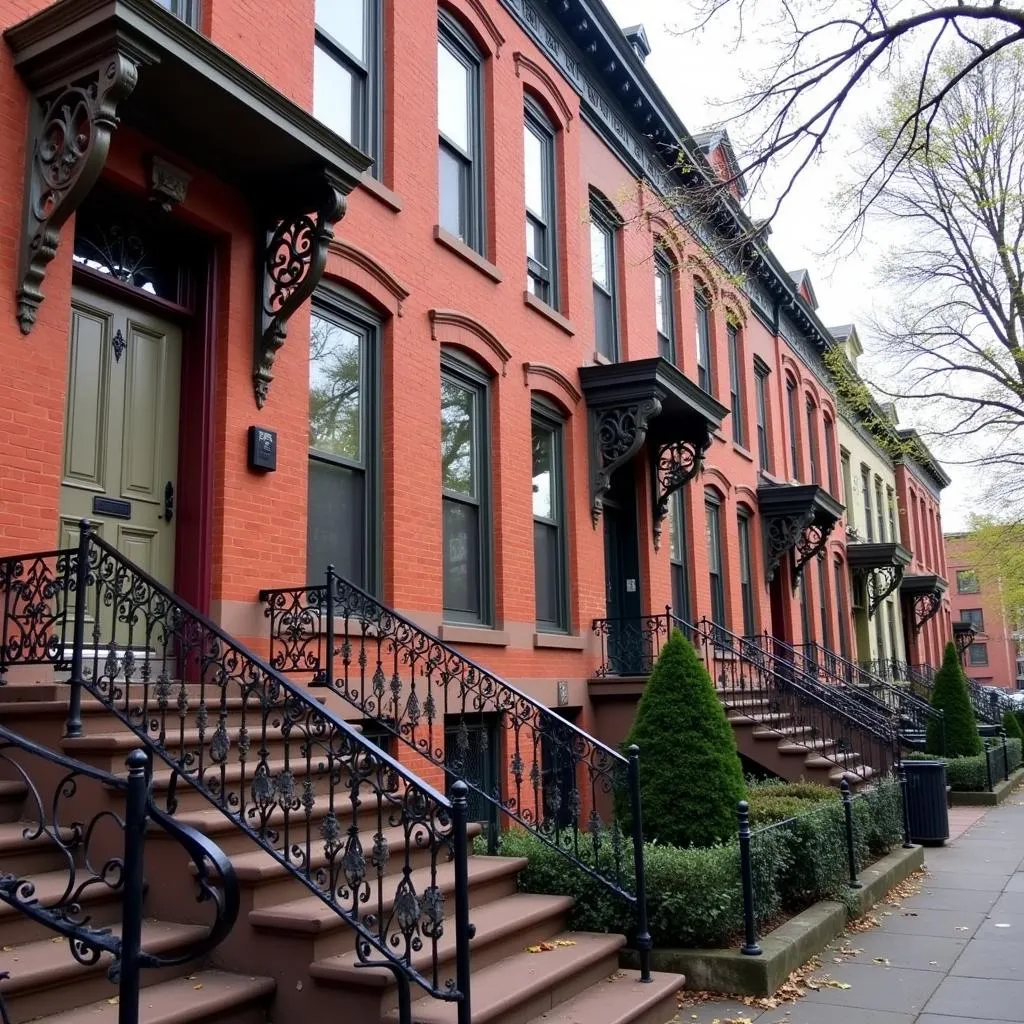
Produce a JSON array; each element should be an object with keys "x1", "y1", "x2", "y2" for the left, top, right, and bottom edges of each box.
[
  {"x1": 523, "y1": 292, "x2": 575, "y2": 335},
  {"x1": 433, "y1": 226, "x2": 503, "y2": 282},
  {"x1": 732, "y1": 441, "x2": 754, "y2": 463},
  {"x1": 359, "y1": 173, "x2": 403, "y2": 212},
  {"x1": 533, "y1": 632, "x2": 586, "y2": 650},
  {"x1": 437, "y1": 623, "x2": 510, "y2": 646}
]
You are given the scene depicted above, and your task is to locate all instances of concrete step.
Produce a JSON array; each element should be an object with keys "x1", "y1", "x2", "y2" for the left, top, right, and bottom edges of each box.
[
  {"x1": 522, "y1": 969, "x2": 683, "y2": 1024},
  {"x1": 27, "y1": 969, "x2": 275, "y2": 1024}
]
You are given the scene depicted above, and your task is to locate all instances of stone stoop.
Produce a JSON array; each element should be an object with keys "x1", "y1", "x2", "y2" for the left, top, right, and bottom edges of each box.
[{"x1": 0, "y1": 685, "x2": 684, "y2": 1024}]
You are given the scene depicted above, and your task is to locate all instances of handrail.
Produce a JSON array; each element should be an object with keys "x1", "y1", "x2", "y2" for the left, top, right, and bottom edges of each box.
[
  {"x1": 676, "y1": 615, "x2": 900, "y2": 779},
  {"x1": 260, "y1": 567, "x2": 653, "y2": 983},
  {"x1": 0, "y1": 722, "x2": 238, "y2": 1015},
  {"x1": 889, "y1": 658, "x2": 1009, "y2": 726},
  {"x1": 0, "y1": 526, "x2": 471, "y2": 1024}
]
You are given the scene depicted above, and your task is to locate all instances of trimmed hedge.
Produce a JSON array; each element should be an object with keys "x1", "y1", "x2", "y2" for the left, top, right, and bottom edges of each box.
[
  {"x1": 906, "y1": 737, "x2": 1023, "y2": 791},
  {"x1": 927, "y1": 642, "x2": 982, "y2": 756},
  {"x1": 1004, "y1": 711, "x2": 1024, "y2": 742},
  {"x1": 621, "y1": 630, "x2": 746, "y2": 847},
  {"x1": 486, "y1": 779, "x2": 904, "y2": 949},
  {"x1": 745, "y1": 778, "x2": 839, "y2": 827}
]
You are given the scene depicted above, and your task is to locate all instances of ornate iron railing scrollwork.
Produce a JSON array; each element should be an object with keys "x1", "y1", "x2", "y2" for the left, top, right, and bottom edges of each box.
[
  {"x1": 254, "y1": 179, "x2": 347, "y2": 408},
  {"x1": 590, "y1": 399, "x2": 662, "y2": 526},
  {"x1": 0, "y1": 527, "x2": 472, "y2": 1024},
  {"x1": 261, "y1": 568, "x2": 653, "y2": 985},
  {"x1": 591, "y1": 613, "x2": 671, "y2": 678},
  {"x1": 651, "y1": 440, "x2": 707, "y2": 551}
]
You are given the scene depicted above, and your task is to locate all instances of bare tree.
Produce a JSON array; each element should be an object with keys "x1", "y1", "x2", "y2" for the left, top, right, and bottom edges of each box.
[{"x1": 689, "y1": 2, "x2": 1024, "y2": 233}]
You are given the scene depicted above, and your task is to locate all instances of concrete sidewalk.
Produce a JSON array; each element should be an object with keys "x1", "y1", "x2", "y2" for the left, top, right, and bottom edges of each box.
[{"x1": 680, "y1": 790, "x2": 1024, "y2": 1023}]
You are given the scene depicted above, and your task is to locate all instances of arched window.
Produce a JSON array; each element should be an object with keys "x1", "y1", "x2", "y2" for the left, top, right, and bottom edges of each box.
[{"x1": 704, "y1": 488, "x2": 727, "y2": 631}]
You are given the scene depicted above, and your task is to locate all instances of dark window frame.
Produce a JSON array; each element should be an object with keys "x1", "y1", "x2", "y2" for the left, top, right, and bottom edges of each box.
[
  {"x1": 961, "y1": 608, "x2": 985, "y2": 631},
  {"x1": 968, "y1": 643, "x2": 989, "y2": 667},
  {"x1": 754, "y1": 358, "x2": 771, "y2": 471},
  {"x1": 314, "y1": 0, "x2": 382, "y2": 173},
  {"x1": 957, "y1": 569, "x2": 981, "y2": 594},
  {"x1": 818, "y1": 561, "x2": 832, "y2": 650},
  {"x1": 824, "y1": 415, "x2": 837, "y2": 496},
  {"x1": 886, "y1": 601, "x2": 898, "y2": 664},
  {"x1": 654, "y1": 251, "x2": 676, "y2": 362},
  {"x1": 695, "y1": 287, "x2": 714, "y2": 394},
  {"x1": 861, "y1": 465, "x2": 873, "y2": 541},
  {"x1": 835, "y1": 558, "x2": 850, "y2": 659},
  {"x1": 786, "y1": 376, "x2": 800, "y2": 479},
  {"x1": 306, "y1": 290, "x2": 381, "y2": 594},
  {"x1": 524, "y1": 97, "x2": 559, "y2": 309},
  {"x1": 728, "y1": 323, "x2": 745, "y2": 445},
  {"x1": 737, "y1": 507, "x2": 756, "y2": 636},
  {"x1": 438, "y1": 13, "x2": 486, "y2": 253},
  {"x1": 705, "y1": 490, "x2": 727, "y2": 631},
  {"x1": 805, "y1": 396, "x2": 821, "y2": 485},
  {"x1": 589, "y1": 195, "x2": 620, "y2": 361},
  {"x1": 886, "y1": 485, "x2": 897, "y2": 541},
  {"x1": 156, "y1": 0, "x2": 200, "y2": 28},
  {"x1": 840, "y1": 448, "x2": 853, "y2": 508},
  {"x1": 441, "y1": 351, "x2": 493, "y2": 625},
  {"x1": 668, "y1": 489, "x2": 692, "y2": 624},
  {"x1": 874, "y1": 476, "x2": 886, "y2": 541},
  {"x1": 531, "y1": 399, "x2": 570, "y2": 633}
]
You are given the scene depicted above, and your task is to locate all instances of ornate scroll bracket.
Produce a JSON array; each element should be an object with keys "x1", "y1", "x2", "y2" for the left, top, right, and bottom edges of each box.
[
  {"x1": 590, "y1": 399, "x2": 662, "y2": 526},
  {"x1": 793, "y1": 516, "x2": 835, "y2": 580},
  {"x1": 254, "y1": 181, "x2": 346, "y2": 408},
  {"x1": 912, "y1": 591, "x2": 942, "y2": 633},
  {"x1": 651, "y1": 438, "x2": 708, "y2": 551},
  {"x1": 763, "y1": 510, "x2": 814, "y2": 583},
  {"x1": 859, "y1": 564, "x2": 905, "y2": 619},
  {"x1": 16, "y1": 54, "x2": 141, "y2": 334},
  {"x1": 953, "y1": 622, "x2": 977, "y2": 657}
]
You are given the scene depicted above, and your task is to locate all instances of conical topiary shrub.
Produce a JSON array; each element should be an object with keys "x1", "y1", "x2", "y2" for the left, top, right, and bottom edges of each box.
[
  {"x1": 1003, "y1": 710, "x2": 1024, "y2": 742},
  {"x1": 926, "y1": 642, "x2": 982, "y2": 757},
  {"x1": 622, "y1": 629, "x2": 746, "y2": 847}
]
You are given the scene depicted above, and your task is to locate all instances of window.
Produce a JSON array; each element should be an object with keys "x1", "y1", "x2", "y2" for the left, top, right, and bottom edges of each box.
[
  {"x1": 961, "y1": 608, "x2": 985, "y2": 631},
  {"x1": 532, "y1": 405, "x2": 568, "y2": 632},
  {"x1": 835, "y1": 559, "x2": 850, "y2": 659},
  {"x1": 590, "y1": 200, "x2": 619, "y2": 360},
  {"x1": 786, "y1": 378, "x2": 800, "y2": 479},
  {"x1": 441, "y1": 355, "x2": 491, "y2": 623},
  {"x1": 728, "y1": 324, "x2": 745, "y2": 445},
  {"x1": 957, "y1": 569, "x2": 981, "y2": 594},
  {"x1": 861, "y1": 466, "x2": 873, "y2": 540},
  {"x1": 307, "y1": 300, "x2": 378, "y2": 592},
  {"x1": 886, "y1": 602, "x2": 898, "y2": 664},
  {"x1": 695, "y1": 289, "x2": 713, "y2": 394},
  {"x1": 438, "y1": 16, "x2": 484, "y2": 251},
  {"x1": 799, "y1": 572, "x2": 812, "y2": 644},
  {"x1": 968, "y1": 643, "x2": 989, "y2": 667},
  {"x1": 805, "y1": 398, "x2": 821, "y2": 485},
  {"x1": 737, "y1": 509, "x2": 756, "y2": 636},
  {"x1": 754, "y1": 360, "x2": 771, "y2": 470},
  {"x1": 818, "y1": 563, "x2": 832, "y2": 651},
  {"x1": 874, "y1": 477, "x2": 886, "y2": 541},
  {"x1": 524, "y1": 101, "x2": 558, "y2": 307},
  {"x1": 155, "y1": 0, "x2": 199, "y2": 27},
  {"x1": 840, "y1": 449, "x2": 853, "y2": 508},
  {"x1": 705, "y1": 492, "x2": 727, "y2": 630},
  {"x1": 669, "y1": 491, "x2": 692, "y2": 624},
  {"x1": 314, "y1": 0, "x2": 380, "y2": 171},
  {"x1": 824, "y1": 417, "x2": 837, "y2": 495},
  {"x1": 886, "y1": 487, "x2": 897, "y2": 543},
  {"x1": 874, "y1": 601, "x2": 887, "y2": 660},
  {"x1": 655, "y1": 254, "x2": 676, "y2": 361}
]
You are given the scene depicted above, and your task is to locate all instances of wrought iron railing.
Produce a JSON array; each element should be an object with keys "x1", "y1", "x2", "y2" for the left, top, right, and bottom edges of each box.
[
  {"x1": 0, "y1": 722, "x2": 238, "y2": 1024},
  {"x1": 591, "y1": 614, "x2": 671, "y2": 678},
  {"x1": 889, "y1": 658, "x2": 1009, "y2": 726},
  {"x1": 261, "y1": 568, "x2": 652, "y2": 982},
  {"x1": 784, "y1": 642, "x2": 943, "y2": 748},
  {"x1": 0, "y1": 527, "x2": 472, "y2": 1024}
]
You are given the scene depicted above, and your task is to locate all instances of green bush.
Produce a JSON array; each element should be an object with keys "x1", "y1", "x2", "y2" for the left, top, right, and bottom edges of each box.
[
  {"x1": 746, "y1": 779, "x2": 839, "y2": 826},
  {"x1": 1004, "y1": 711, "x2": 1024, "y2": 742},
  {"x1": 621, "y1": 630, "x2": 745, "y2": 847},
  {"x1": 906, "y1": 737, "x2": 1022, "y2": 791},
  {"x1": 927, "y1": 642, "x2": 982, "y2": 756},
  {"x1": 487, "y1": 779, "x2": 904, "y2": 949}
]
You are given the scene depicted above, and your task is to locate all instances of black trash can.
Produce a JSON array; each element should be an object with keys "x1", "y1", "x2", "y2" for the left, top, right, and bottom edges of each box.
[{"x1": 903, "y1": 760, "x2": 950, "y2": 845}]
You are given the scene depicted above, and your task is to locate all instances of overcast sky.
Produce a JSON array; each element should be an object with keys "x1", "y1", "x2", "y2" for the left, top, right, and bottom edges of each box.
[{"x1": 602, "y1": 0, "x2": 975, "y2": 530}]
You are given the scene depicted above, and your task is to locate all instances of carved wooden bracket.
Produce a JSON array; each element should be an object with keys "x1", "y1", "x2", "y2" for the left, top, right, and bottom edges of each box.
[
  {"x1": 859, "y1": 563, "x2": 905, "y2": 618},
  {"x1": 590, "y1": 399, "x2": 662, "y2": 526},
  {"x1": 651, "y1": 438, "x2": 709, "y2": 551},
  {"x1": 254, "y1": 182, "x2": 346, "y2": 408},
  {"x1": 16, "y1": 53, "x2": 141, "y2": 334},
  {"x1": 912, "y1": 591, "x2": 943, "y2": 633}
]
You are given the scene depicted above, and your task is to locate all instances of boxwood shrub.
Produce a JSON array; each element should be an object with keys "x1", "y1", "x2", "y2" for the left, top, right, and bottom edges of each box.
[
  {"x1": 906, "y1": 737, "x2": 1022, "y2": 791},
  {"x1": 484, "y1": 778, "x2": 904, "y2": 949}
]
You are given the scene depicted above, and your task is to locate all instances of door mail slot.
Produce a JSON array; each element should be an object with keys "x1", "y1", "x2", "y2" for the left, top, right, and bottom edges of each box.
[{"x1": 92, "y1": 496, "x2": 132, "y2": 519}]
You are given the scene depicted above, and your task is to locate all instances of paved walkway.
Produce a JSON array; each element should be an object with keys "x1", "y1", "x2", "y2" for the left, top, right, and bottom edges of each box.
[{"x1": 682, "y1": 790, "x2": 1024, "y2": 1024}]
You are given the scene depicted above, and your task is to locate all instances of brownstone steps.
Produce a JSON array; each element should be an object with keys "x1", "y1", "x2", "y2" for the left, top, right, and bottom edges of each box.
[
  {"x1": 0, "y1": 869, "x2": 123, "y2": 946},
  {"x1": 522, "y1": 970, "x2": 683, "y2": 1024},
  {"x1": 0, "y1": 781, "x2": 28, "y2": 823},
  {"x1": 26, "y1": 969, "x2": 275, "y2": 1024}
]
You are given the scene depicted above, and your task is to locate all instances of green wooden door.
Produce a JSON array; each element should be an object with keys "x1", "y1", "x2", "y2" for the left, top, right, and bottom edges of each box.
[{"x1": 59, "y1": 289, "x2": 182, "y2": 589}]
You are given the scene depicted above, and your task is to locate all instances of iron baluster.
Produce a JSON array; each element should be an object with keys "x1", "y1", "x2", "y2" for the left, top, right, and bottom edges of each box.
[
  {"x1": 627, "y1": 746, "x2": 652, "y2": 982},
  {"x1": 737, "y1": 801, "x2": 761, "y2": 956},
  {"x1": 66, "y1": 520, "x2": 92, "y2": 738},
  {"x1": 451, "y1": 781, "x2": 474, "y2": 1024},
  {"x1": 840, "y1": 780, "x2": 862, "y2": 889},
  {"x1": 119, "y1": 750, "x2": 148, "y2": 1024},
  {"x1": 325, "y1": 563, "x2": 335, "y2": 690}
]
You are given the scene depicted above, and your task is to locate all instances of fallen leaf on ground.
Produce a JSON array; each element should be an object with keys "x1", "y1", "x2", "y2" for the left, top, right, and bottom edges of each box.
[
  {"x1": 872, "y1": 957, "x2": 890, "y2": 965},
  {"x1": 526, "y1": 940, "x2": 576, "y2": 953}
]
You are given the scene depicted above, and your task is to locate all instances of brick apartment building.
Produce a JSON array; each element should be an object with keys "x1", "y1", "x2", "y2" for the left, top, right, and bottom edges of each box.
[
  {"x1": 0, "y1": 0, "x2": 959, "y2": 1020},
  {"x1": 947, "y1": 533, "x2": 1024, "y2": 691}
]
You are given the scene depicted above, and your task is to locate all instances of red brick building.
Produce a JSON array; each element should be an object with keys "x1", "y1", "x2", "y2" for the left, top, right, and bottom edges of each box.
[{"x1": 947, "y1": 533, "x2": 1024, "y2": 691}]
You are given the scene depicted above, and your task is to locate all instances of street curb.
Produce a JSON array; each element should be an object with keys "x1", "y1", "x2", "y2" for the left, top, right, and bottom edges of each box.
[
  {"x1": 949, "y1": 766, "x2": 1024, "y2": 806},
  {"x1": 619, "y1": 844, "x2": 925, "y2": 997}
]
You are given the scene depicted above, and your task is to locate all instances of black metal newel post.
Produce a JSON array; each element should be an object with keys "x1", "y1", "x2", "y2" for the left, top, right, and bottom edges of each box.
[
  {"x1": 985, "y1": 740, "x2": 994, "y2": 793},
  {"x1": 1003, "y1": 730, "x2": 1010, "y2": 782},
  {"x1": 737, "y1": 800, "x2": 761, "y2": 956},
  {"x1": 451, "y1": 781, "x2": 473, "y2": 1024},
  {"x1": 325, "y1": 564, "x2": 335, "y2": 690},
  {"x1": 120, "y1": 749, "x2": 149, "y2": 1024},
  {"x1": 65, "y1": 519, "x2": 92, "y2": 739},
  {"x1": 627, "y1": 745, "x2": 652, "y2": 982},
  {"x1": 840, "y1": 780, "x2": 862, "y2": 889},
  {"x1": 899, "y1": 765, "x2": 913, "y2": 849}
]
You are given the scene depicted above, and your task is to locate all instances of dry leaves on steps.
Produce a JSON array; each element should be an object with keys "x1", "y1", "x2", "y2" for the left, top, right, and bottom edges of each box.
[{"x1": 525, "y1": 939, "x2": 577, "y2": 953}]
